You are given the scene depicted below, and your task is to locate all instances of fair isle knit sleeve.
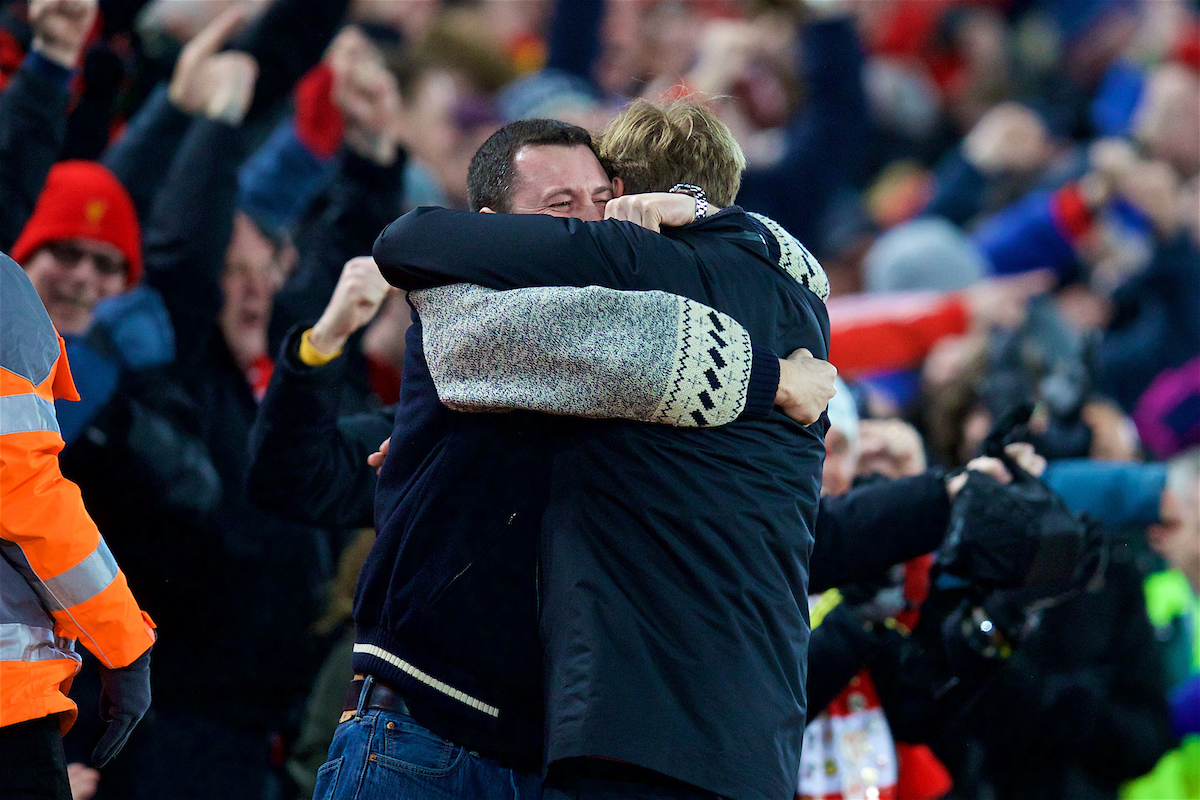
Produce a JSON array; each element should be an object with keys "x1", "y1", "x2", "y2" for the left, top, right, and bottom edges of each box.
[
  {"x1": 413, "y1": 283, "x2": 778, "y2": 427},
  {"x1": 748, "y1": 212, "x2": 830, "y2": 301}
]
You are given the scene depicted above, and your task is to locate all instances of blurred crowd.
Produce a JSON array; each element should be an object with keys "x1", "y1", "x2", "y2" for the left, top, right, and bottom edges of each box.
[{"x1": 0, "y1": 0, "x2": 1196, "y2": 798}]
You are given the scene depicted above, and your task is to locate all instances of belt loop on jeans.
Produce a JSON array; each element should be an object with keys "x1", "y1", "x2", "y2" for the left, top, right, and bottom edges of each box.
[{"x1": 355, "y1": 675, "x2": 374, "y2": 719}]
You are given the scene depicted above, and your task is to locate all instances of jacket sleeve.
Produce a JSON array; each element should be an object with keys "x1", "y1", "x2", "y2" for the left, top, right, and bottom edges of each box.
[
  {"x1": 226, "y1": 0, "x2": 350, "y2": 126},
  {"x1": 810, "y1": 472, "x2": 950, "y2": 594},
  {"x1": 805, "y1": 603, "x2": 890, "y2": 720},
  {"x1": 375, "y1": 207, "x2": 827, "y2": 303},
  {"x1": 140, "y1": 117, "x2": 244, "y2": 370},
  {"x1": 924, "y1": 150, "x2": 990, "y2": 227},
  {"x1": 827, "y1": 290, "x2": 970, "y2": 378},
  {"x1": 101, "y1": 84, "x2": 194, "y2": 226},
  {"x1": 0, "y1": 258, "x2": 155, "y2": 670},
  {"x1": 736, "y1": 16, "x2": 869, "y2": 249},
  {"x1": 1042, "y1": 460, "x2": 1167, "y2": 530},
  {"x1": 236, "y1": 115, "x2": 338, "y2": 239},
  {"x1": 0, "y1": 52, "x2": 72, "y2": 251},
  {"x1": 374, "y1": 207, "x2": 691, "y2": 293},
  {"x1": 246, "y1": 325, "x2": 392, "y2": 529},
  {"x1": 413, "y1": 283, "x2": 780, "y2": 426},
  {"x1": 269, "y1": 146, "x2": 406, "y2": 354}
]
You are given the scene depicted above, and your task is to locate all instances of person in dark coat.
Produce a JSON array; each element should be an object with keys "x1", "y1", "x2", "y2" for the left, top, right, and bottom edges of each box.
[
  {"x1": 931, "y1": 545, "x2": 1174, "y2": 800},
  {"x1": 370, "y1": 98, "x2": 834, "y2": 800},
  {"x1": 292, "y1": 114, "x2": 837, "y2": 800}
]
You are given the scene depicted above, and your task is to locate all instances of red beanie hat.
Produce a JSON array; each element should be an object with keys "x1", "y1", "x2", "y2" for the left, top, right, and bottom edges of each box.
[{"x1": 11, "y1": 160, "x2": 142, "y2": 287}]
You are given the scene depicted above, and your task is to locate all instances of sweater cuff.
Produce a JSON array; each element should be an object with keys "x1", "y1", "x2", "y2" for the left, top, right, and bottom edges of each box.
[
  {"x1": 281, "y1": 323, "x2": 345, "y2": 381},
  {"x1": 739, "y1": 346, "x2": 780, "y2": 420},
  {"x1": 22, "y1": 49, "x2": 73, "y2": 88},
  {"x1": 299, "y1": 328, "x2": 344, "y2": 366}
]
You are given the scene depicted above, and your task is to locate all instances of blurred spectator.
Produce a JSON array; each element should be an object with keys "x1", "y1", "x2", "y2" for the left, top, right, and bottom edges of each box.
[
  {"x1": 0, "y1": 0, "x2": 98, "y2": 249},
  {"x1": 1125, "y1": 449, "x2": 1200, "y2": 799}
]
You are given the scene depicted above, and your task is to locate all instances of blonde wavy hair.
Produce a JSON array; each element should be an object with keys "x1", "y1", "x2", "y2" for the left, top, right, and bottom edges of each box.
[{"x1": 597, "y1": 98, "x2": 747, "y2": 208}]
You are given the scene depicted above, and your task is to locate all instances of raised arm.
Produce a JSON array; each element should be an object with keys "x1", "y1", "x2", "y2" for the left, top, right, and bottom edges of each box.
[
  {"x1": 0, "y1": 0, "x2": 96, "y2": 249},
  {"x1": 102, "y1": 9, "x2": 250, "y2": 224},
  {"x1": 374, "y1": 207, "x2": 669, "y2": 292}
]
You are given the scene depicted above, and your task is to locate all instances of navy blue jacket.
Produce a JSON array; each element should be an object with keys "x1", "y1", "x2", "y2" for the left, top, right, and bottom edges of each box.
[{"x1": 372, "y1": 207, "x2": 828, "y2": 800}]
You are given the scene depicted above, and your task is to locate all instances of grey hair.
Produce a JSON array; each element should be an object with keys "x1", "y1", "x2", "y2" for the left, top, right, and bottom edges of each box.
[{"x1": 1166, "y1": 448, "x2": 1200, "y2": 502}]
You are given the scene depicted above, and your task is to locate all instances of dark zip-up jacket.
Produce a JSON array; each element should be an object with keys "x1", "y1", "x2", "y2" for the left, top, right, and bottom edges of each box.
[{"x1": 372, "y1": 207, "x2": 828, "y2": 800}]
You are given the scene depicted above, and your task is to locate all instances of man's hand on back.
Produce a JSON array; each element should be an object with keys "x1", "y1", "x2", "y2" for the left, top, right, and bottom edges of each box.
[
  {"x1": 775, "y1": 347, "x2": 837, "y2": 425},
  {"x1": 605, "y1": 193, "x2": 702, "y2": 232},
  {"x1": 308, "y1": 257, "x2": 394, "y2": 357},
  {"x1": 29, "y1": 0, "x2": 97, "y2": 69}
]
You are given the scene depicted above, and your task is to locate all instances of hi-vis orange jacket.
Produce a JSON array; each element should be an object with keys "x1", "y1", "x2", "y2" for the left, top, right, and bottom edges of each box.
[{"x1": 1, "y1": 254, "x2": 155, "y2": 732}]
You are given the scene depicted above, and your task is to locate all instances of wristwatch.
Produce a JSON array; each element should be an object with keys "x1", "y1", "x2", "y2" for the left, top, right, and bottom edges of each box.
[{"x1": 669, "y1": 183, "x2": 708, "y2": 221}]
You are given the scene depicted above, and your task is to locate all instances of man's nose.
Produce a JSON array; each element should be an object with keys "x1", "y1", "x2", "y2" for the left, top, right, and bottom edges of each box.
[{"x1": 576, "y1": 202, "x2": 605, "y2": 223}]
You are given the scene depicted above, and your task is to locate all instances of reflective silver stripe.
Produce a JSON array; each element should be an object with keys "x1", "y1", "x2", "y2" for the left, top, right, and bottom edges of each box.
[
  {"x1": 39, "y1": 539, "x2": 119, "y2": 610},
  {"x1": 0, "y1": 623, "x2": 78, "y2": 663},
  {"x1": 0, "y1": 393, "x2": 59, "y2": 436},
  {"x1": 352, "y1": 643, "x2": 501, "y2": 718}
]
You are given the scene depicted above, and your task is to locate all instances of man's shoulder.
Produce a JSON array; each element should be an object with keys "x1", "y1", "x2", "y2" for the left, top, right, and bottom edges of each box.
[{"x1": 663, "y1": 206, "x2": 772, "y2": 261}]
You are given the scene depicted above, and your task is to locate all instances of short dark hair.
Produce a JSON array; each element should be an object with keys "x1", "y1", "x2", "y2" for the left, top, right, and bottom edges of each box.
[{"x1": 466, "y1": 119, "x2": 597, "y2": 212}]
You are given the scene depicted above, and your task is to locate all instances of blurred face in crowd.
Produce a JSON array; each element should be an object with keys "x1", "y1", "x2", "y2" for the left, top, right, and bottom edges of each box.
[
  {"x1": 219, "y1": 213, "x2": 287, "y2": 368},
  {"x1": 1135, "y1": 65, "x2": 1200, "y2": 179},
  {"x1": 23, "y1": 238, "x2": 128, "y2": 335},
  {"x1": 822, "y1": 426, "x2": 858, "y2": 497},
  {"x1": 495, "y1": 144, "x2": 616, "y2": 221},
  {"x1": 1148, "y1": 469, "x2": 1200, "y2": 592},
  {"x1": 403, "y1": 68, "x2": 500, "y2": 209}
]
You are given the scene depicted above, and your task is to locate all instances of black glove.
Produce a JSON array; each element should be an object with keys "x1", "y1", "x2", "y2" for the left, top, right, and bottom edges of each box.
[
  {"x1": 936, "y1": 403, "x2": 1107, "y2": 591},
  {"x1": 92, "y1": 646, "x2": 152, "y2": 767},
  {"x1": 839, "y1": 564, "x2": 908, "y2": 624}
]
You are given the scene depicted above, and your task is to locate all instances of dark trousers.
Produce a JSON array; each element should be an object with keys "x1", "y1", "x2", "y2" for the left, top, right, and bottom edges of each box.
[
  {"x1": 543, "y1": 759, "x2": 728, "y2": 800},
  {"x1": 0, "y1": 715, "x2": 71, "y2": 800}
]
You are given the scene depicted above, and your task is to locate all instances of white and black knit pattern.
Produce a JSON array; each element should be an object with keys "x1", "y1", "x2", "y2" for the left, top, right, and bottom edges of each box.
[
  {"x1": 749, "y1": 213, "x2": 830, "y2": 301},
  {"x1": 413, "y1": 284, "x2": 753, "y2": 427},
  {"x1": 647, "y1": 297, "x2": 754, "y2": 427}
]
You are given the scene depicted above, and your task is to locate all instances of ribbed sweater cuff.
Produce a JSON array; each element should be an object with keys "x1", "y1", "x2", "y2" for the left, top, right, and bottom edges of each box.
[{"x1": 739, "y1": 346, "x2": 780, "y2": 420}]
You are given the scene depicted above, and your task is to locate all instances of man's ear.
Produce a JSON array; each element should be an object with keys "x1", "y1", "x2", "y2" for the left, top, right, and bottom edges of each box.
[
  {"x1": 612, "y1": 177, "x2": 624, "y2": 198},
  {"x1": 479, "y1": 207, "x2": 496, "y2": 214}
]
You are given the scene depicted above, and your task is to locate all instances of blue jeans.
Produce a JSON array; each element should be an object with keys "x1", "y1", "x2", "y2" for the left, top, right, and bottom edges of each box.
[{"x1": 314, "y1": 708, "x2": 543, "y2": 800}]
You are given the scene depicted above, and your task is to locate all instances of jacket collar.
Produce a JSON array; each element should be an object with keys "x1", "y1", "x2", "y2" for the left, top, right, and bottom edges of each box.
[{"x1": 669, "y1": 205, "x2": 770, "y2": 260}]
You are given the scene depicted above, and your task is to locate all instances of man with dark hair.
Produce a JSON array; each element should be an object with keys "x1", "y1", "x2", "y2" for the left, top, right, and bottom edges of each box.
[
  {"x1": 373, "y1": 98, "x2": 831, "y2": 800},
  {"x1": 306, "y1": 114, "x2": 835, "y2": 800},
  {"x1": 465, "y1": 118, "x2": 594, "y2": 212}
]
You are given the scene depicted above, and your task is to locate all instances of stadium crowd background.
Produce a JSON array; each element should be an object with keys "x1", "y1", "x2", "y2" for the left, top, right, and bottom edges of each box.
[{"x1": 0, "y1": 0, "x2": 1196, "y2": 798}]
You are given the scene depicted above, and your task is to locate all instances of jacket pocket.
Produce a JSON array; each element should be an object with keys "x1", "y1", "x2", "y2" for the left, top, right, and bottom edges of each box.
[{"x1": 424, "y1": 512, "x2": 518, "y2": 610}]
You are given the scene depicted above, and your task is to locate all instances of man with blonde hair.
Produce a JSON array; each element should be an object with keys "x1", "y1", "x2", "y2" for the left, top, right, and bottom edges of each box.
[{"x1": 374, "y1": 97, "x2": 831, "y2": 800}]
